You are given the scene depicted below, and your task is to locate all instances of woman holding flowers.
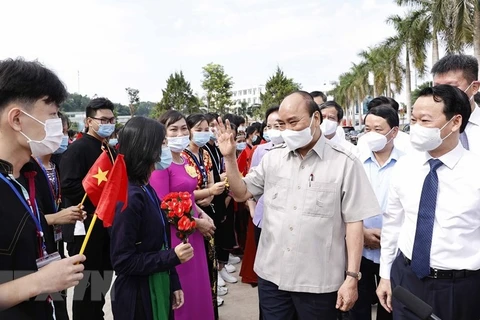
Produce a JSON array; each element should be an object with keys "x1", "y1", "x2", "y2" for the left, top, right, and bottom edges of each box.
[
  {"x1": 110, "y1": 117, "x2": 194, "y2": 320},
  {"x1": 150, "y1": 110, "x2": 216, "y2": 320}
]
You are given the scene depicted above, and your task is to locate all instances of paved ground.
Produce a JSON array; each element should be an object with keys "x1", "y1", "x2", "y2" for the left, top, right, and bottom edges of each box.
[{"x1": 66, "y1": 261, "x2": 259, "y2": 320}]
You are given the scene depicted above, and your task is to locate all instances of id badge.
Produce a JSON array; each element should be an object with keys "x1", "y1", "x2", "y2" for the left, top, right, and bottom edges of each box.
[
  {"x1": 36, "y1": 252, "x2": 61, "y2": 269},
  {"x1": 54, "y1": 225, "x2": 62, "y2": 242}
]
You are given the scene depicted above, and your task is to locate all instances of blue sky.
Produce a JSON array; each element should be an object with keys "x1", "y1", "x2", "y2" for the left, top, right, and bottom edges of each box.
[{"x1": 2, "y1": 0, "x2": 422, "y2": 105}]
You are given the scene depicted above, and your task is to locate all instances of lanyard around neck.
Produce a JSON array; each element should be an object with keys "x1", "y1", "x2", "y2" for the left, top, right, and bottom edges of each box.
[
  {"x1": 0, "y1": 173, "x2": 47, "y2": 257},
  {"x1": 141, "y1": 185, "x2": 169, "y2": 250},
  {"x1": 183, "y1": 148, "x2": 208, "y2": 188}
]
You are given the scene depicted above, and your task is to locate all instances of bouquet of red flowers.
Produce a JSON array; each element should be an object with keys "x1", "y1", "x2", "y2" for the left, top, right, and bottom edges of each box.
[{"x1": 161, "y1": 192, "x2": 196, "y2": 243}]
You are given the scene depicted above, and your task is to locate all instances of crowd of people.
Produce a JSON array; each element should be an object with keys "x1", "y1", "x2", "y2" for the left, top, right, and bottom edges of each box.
[{"x1": 0, "y1": 53, "x2": 479, "y2": 320}]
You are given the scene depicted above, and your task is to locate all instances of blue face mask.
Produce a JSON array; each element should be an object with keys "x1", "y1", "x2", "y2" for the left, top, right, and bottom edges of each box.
[
  {"x1": 252, "y1": 135, "x2": 259, "y2": 143},
  {"x1": 263, "y1": 132, "x2": 271, "y2": 142},
  {"x1": 54, "y1": 135, "x2": 69, "y2": 154},
  {"x1": 236, "y1": 142, "x2": 247, "y2": 151},
  {"x1": 95, "y1": 123, "x2": 115, "y2": 138},
  {"x1": 155, "y1": 146, "x2": 173, "y2": 170},
  {"x1": 193, "y1": 132, "x2": 211, "y2": 147},
  {"x1": 108, "y1": 138, "x2": 118, "y2": 147}
]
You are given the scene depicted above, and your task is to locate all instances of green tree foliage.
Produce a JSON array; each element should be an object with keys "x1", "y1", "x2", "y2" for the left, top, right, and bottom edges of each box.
[
  {"x1": 61, "y1": 93, "x2": 91, "y2": 112},
  {"x1": 259, "y1": 66, "x2": 300, "y2": 116},
  {"x1": 411, "y1": 81, "x2": 433, "y2": 105},
  {"x1": 201, "y1": 63, "x2": 234, "y2": 114},
  {"x1": 152, "y1": 71, "x2": 200, "y2": 119}
]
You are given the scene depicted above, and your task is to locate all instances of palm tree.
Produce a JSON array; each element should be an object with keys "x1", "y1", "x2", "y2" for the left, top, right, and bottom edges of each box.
[
  {"x1": 358, "y1": 44, "x2": 404, "y2": 97},
  {"x1": 450, "y1": 0, "x2": 480, "y2": 71},
  {"x1": 395, "y1": 0, "x2": 450, "y2": 65},
  {"x1": 386, "y1": 10, "x2": 430, "y2": 121}
]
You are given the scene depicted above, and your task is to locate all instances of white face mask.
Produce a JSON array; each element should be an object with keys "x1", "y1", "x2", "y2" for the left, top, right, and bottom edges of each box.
[
  {"x1": 320, "y1": 119, "x2": 338, "y2": 136},
  {"x1": 266, "y1": 129, "x2": 284, "y2": 145},
  {"x1": 19, "y1": 111, "x2": 63, "y2": 157},
  {"x1": 281, "y1": 114, "x2": 317, "y2": 151},
  {"x1": 362, "y1": 128, "x2": 395, "y2": 152},
  {"x1": 410, "y1": 118, "x2": 455, "y2": 151},
  {"x1": 167, "y1": 135, "x2": 190, "y2": 153}
]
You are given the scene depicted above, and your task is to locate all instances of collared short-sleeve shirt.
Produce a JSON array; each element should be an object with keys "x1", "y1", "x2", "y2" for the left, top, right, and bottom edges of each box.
[{"x1": 243, "y1": 135, "x2": 380, "y2": 293}]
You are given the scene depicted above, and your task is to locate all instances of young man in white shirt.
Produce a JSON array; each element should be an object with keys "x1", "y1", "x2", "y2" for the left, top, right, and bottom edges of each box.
[
  {"x1": 376, "y1": 85, "x2": 480, "y2": 320},
  {"x1": 432, "y1": 54, "x2": 479, "y2": 154}
]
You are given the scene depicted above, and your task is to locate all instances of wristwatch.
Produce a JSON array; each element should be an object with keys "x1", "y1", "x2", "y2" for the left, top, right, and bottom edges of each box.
[{"x1": 346, "y1": 271, "x2": 362, "y2": 281}]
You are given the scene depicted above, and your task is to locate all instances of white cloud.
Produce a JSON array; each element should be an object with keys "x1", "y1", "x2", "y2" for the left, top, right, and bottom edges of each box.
[{"x1": 0, "y1": 0, "x2": 410, "y2": 105}]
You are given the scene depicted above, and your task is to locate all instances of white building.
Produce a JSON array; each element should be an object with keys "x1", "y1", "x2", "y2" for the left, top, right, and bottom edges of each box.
[{"x1": 231, "y1": 85, "x2": 264, "y2": 108}]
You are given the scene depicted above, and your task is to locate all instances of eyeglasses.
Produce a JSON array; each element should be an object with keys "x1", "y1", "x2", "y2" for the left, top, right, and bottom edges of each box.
[{"x1": 91, "y1": 117, "x2": 116, "y2": 124}]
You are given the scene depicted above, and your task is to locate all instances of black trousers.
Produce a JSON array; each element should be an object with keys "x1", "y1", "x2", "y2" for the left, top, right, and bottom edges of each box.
[
  {"x1": 391, "y1": 253, "x2": 480, "y2": 320},
  {"x1": 350, "y1": 257, "x2": 392, "y2": 320},
  {"x1": 258, "y1": 277, "x2": 337, "y2": 320},
  {"x1": 67, "y1": 218, "x2": 113, "y2": 320}
]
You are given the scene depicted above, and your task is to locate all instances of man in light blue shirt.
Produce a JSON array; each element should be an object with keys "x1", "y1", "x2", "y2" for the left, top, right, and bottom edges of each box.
[{"x1": 350, "y1": 105, "x2": 404, "y2": 320}]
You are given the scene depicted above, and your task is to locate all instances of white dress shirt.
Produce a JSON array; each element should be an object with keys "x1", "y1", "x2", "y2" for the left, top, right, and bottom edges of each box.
[
  {"x1": 379, "y1": 142, "x2": 480, "y2": 279},
  {"x1": 465, "y1": 104, "x2": 480, "y2": 154},
  {"x1": 330, "y1": 131, "x2": 360, "y2": 158}
]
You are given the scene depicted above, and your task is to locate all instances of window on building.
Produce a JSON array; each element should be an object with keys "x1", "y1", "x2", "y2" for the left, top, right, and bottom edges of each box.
[
  {"x1": 253, "y1": 88, "x2": 256, "y2": 95},
  {"x1": 243, "y1": 90, "x2": 247, "y2": 95}
]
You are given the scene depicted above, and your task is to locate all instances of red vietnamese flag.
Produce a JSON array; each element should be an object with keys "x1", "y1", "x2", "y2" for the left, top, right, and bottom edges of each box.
[
  {"x1": 82, "y1": 151, "x2": 113, "y2": 206},
  {"x1": 95, "y1": 154, "x2": 128, "y2": 227}
]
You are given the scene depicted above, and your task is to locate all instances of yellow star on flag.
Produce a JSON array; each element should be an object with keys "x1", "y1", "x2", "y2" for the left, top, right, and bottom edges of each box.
[{"x1": 93, "y1": 168, "x2": 109, "y2": 186}]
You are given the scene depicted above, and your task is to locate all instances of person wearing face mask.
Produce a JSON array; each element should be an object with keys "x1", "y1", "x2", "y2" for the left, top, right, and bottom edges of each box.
[
  {"x1": 215, "y1": 91, "x2": 380, "y2": 319},
  {"x1": 350, "y1": 106, "x2": 402, "y2": 320},
  {"x1": 182, "y1": 114, "x2": 228, "y2": 314},
  {"x1": 0, "y1": 58, "x2": 86, "y2": 320},
  {"x1": 110, "y1": 117, "x2": 192, "y2": 320},
  {"x1": 320, "y1": 101, "x2": 360, "y2": 157},
  {"x1": 60, "y1": 97, "x2": 117, "y2": 320},
  {"x1": 203, "y1": 113, "x2": 237, "y2": 298},
  {"x1": 311, "y1": 91, "x2": 346, "y2": 142},
  {"x1": 150, "y1": 110, "x2": 216, "y2": 319},
  {"x1": 432, "y1": 54, "x2": 480, "y2": 154},
  {"x1": 376, "y1": 85, "x2": 480, "y2": 320},
  {"x1": 357, "y1": 97, "x2": 413, "y2": 155}
]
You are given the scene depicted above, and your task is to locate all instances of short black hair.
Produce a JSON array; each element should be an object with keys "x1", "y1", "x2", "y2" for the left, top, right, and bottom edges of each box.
[
  {"x1": 320, "y1": 101, "x2": 344, "y2": 123},
  {"x1": 285, "y1": 91, "x2": 323, "y2": 122},
  {"x1": 67, "y1": 129, "x2": 76, "y2": 139},
  {"x1": 417, "y1": 84, "x2": 471, "y2": 133},
  {"x1": 222, "y1": 113, "x2": 236, "y2": 125},
  {"x1": 475, "y1": 93, "x2": 480, "y2": 105},
  {"x1": 85, "y1": 97, "x2": 115, "y2": 118},
  {"x1": 186, "y1": 113, "x2": 207, "y2": 129},
  {"x1": 310, "y1": 91, "x2": 328, "y2": 103},
  {"x1": 246, "y1": 122, "x2": 262, "y2": 141},
  {"x1": 367, "y1": 96, "x2": 400, "y2": 112},
  {"x1": 119, "y1": 116, "x2": 166, "y2": 185},
  {"x1": 265, "y1": 105, "x2": 279, "y2": 122},
  {"x1": 431, "y1": 54, "x2": 479, "y2": 83},
  {"x1": 0, "y1": 58, "x2": 67, "y2": 112},
  {"x1": 158, "y1": 110, "x2": 186, "y2": 128},
  {"x1": 365, "y1": 105, "x2": 400, "y2": 129},
  {"x1": 205, "y1": 112, "x2": 219, "y2": 124},
  {"x1": 234, "y1": 115, "x2": 245, "y2": 127}
]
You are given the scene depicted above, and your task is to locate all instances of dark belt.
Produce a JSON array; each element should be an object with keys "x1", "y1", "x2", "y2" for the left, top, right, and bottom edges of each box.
[{"x1": 402, "y1": 254, "x2": 480, "y2": 279}]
